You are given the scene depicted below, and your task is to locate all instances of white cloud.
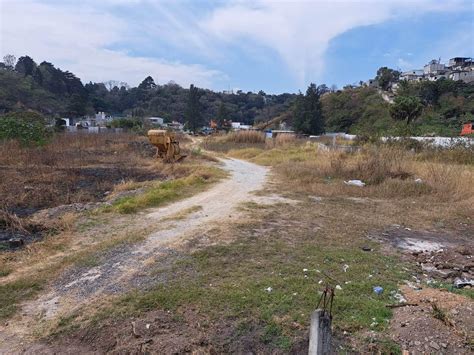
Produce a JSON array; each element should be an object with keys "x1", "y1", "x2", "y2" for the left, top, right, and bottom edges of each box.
[
  {"x1": 199, "y1": 0, "x2": 469, "y2": 86},
  {"x1": 0, "y1": 0, "x2": 469, "y2": 89},
  {"x1": 0, "y1": 0, "x2": 224, "y2": 87}
]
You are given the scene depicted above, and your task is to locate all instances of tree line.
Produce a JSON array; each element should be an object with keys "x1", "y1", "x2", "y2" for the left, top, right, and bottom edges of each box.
[
  {"x1": 0, "y1": 54, "x2": 295, "y2": 128},
  {"x1": 1, "y1": 54, "x2": 472, "y2": 137}
]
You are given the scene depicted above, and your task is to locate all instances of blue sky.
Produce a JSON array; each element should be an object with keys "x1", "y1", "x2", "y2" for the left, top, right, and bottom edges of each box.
[{"x1": 1, "y1": 0, "x2": 473, "y2": 93}]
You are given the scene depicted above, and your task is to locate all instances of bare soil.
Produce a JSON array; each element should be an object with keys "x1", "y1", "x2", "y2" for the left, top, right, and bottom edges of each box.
[
  {"x1": 370, "y1": 227, "x2": 473, "y2": 287},
  {"x1": 370, "y1": 227, "x2": 474, "y2": 353},
  {"x1": 389, "y1": 286, "x2": 473, "y2": 354}
]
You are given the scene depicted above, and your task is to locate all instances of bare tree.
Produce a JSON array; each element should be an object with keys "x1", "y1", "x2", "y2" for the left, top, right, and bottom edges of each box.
[
  {"x1": 104, "y1": 80, "x2": 129, "y2": 90},
  {"x1": 3, "y1": 54, "x2": 16, "y2": 69},
  {"x1": 104, "y1": 80, "x2": 120, "y2": 91}
]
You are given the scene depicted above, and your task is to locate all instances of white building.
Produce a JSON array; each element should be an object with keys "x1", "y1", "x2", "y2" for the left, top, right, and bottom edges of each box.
[
  {"x1": 400, "y1": 70, "x2": 424, "y2": 82},
  {"x1": 400, "y1": 57, "x2": 474, "y2": 84},
  {"x1": 95, "y1": 111, "x2": 106, "y2": 121},
  {"x1": 449, "y1": 70, "x2": 474, "y2": 83},
  {"x1": 448, "y1": 57, "x2": 472, "y2": 68},
  {"x1": 147, "y1": 117, "x2": 164, "y2": 126},
  {"x1": 424, "y1": 59, "x2": 445, "y2": 74},
  {"x1": 231, "y1": 122, "x2": 251, "y2": 130}
]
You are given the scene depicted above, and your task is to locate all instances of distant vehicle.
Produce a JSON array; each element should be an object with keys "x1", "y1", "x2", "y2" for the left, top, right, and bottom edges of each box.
[{"x1": 460, "y1": 122, "x2": 473, "y2": 136}]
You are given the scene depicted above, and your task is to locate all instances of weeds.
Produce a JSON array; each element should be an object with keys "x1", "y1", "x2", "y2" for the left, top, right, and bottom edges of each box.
[
  {"x1": 431, "y1": 303, "x2": 453, "y2": 327},
  {"x1": 109, "y1": 166, "x2": 224, "y2": 213}
]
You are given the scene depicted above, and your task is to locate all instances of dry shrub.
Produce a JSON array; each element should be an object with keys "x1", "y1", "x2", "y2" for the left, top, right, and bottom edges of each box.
[
  {"x1": 420, "y1": 163, "x2": 471, "y2": 201},
  {"x1": 307, "y1": 147, "x2": 412, "y2": 185},
  {"x1": 203, "y1": 131, "x2": 266, "y2": 152},
  {"x1": 267, "y1": 133, "x2": 297, "y2": 148},
  {"x1": 273, "y1": 144, "x2": 472, "y2": 201},
  {"x1": 354, "y1": 147, "x2": 412, "y2": 184},
  {"x1": 0, "y1": 207, "x2": 29, "y2": 234},
  {"x1": 225, "y1": 130, "x2": 266, "y2": 144},
  {"x1": 57, "y1": 212, "x2": 78, "y2": 232}
]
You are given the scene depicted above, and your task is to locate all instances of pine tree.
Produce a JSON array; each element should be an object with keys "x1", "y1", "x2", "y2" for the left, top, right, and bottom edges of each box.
[
  {"x1": 15, "y1": 56, "x2": 37, "y2": 77},
  {"x1": 185, "y1": 84, "x2": 203, "y2": 133},
  {"x1": 216, "y1": 101, "x2": 228, "y2": 130},
  {"x1": 293, "y1": 83, "x2": 325, "y2": 135}
]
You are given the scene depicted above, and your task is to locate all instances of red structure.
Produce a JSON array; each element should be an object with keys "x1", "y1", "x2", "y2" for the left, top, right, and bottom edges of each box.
[{"x1": 460, "y1": 122, "x2": 473, "y2": 136}]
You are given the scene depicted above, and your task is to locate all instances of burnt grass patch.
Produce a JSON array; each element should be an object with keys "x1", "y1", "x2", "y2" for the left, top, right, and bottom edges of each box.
[
  {"x1": 0, "y1": 133, "x2": 163, "y2": 215},
  {"x1": 0, "y1": 227, "x2": 43, "y2": 251},
  {"x1": 0, "y1": 132, "x2": 164, "y2": 251}
]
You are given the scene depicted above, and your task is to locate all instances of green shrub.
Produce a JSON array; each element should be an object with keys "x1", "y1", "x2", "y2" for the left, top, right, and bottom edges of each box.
[
  {"x1": 0, "y1": 111, "x2": 51, "y2": 145},
  {"x1": 110, "y1": 117, "x2": 143, "y2": 130}
]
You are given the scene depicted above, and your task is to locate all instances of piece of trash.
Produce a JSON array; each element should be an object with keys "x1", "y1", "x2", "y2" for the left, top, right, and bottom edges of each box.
[
  {"x1": 265, "y1": 287, "x2": 273, "y2": 293},
  {"x1": 454, "y1": 277, "x2": 474, "y2": 289},
  {"x1": 362, "y1": 246, "x2": 372, "y2": 251},
  {"x1": 293, "y1": 292, "x2": 297, "y2": 296},
  {"x1": 405, "y1": 227, "x2": 412, "y2": 231},
  {"x1": 368, "y1": 274, "x2": 373, "y2": 278},
  {"x1": 392, "y1": 292, "x2": 407, "y2": 303},
  {"x1": 145, "y1": 324, "x2": 151, "y2": 329},
  {"x1": 335, "y1": 285, "x2": 342, "y2": 290},
  {"x1": 316, "y1": 269, "x2": 321, "y2": 273},
  {"x1": 304, "y1": 275, "x2": 308, "y2": 278},
  {"x1": 373, "y1": 286, "x2": 384, "y2": 295},
  {"x1": 318, "y1": 280, "x2": 323, "y2": 284},
  {"x1": 343, "y1": 264, "x2": 349, "y2": 272},
  {"x1": 303, "y1": 268, "x2": 308, "y2": 272},
  {"x1": 414, "y1": 178, "x2": 423, "y2": 184},
  {"x1": 344, "y1": 179, "x2": 365, "y2": 187}
]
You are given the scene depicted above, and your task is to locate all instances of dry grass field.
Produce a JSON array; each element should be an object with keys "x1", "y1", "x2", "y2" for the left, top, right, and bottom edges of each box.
[
  {"x1": 0, "y1": 133, "x2": 159, "y2": 215},
  {"x1": 1, "y1": 130, "x2": 472, "y2": 353}
]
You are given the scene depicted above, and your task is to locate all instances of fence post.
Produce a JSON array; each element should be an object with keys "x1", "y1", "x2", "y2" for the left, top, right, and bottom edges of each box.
[{"x1": 308, "y1": 309, "x2": 332, "y2": 355}]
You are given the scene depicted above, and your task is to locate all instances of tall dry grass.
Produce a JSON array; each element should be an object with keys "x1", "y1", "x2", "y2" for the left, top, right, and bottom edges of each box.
[
  {"x1": 225, "y1": 130, "x2": 266, "y2": 143},
  {"x1": 203, "y1": 131, "x2": 266, "y2": 152},
  {"x1": 243, "y1": 144, "x2": 473, "y2": 202},
  {"x1": 0, "y1": 132, "x2": 160, "y2": 214}
]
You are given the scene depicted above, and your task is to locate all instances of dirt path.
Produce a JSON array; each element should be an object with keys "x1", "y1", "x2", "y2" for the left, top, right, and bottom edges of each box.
[{"x1": 0, "y1": 158, "x2": 273, "y2": 353}]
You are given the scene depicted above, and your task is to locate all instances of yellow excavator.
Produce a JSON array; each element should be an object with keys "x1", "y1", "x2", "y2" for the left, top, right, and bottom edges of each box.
[{"x1": 147, "y1": 130, "x2": 186, "y2": 163}]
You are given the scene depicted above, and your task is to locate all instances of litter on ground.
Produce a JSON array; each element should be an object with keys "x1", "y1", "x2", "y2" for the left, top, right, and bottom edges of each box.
[{"x1": 344, "y1": 179, "x2": 365, "y2": 187}]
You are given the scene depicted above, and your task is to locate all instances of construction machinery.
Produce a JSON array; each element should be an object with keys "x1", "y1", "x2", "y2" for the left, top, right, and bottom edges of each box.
[{"x1": 147, "y1": 130, "x2": 186, "y2": 162}]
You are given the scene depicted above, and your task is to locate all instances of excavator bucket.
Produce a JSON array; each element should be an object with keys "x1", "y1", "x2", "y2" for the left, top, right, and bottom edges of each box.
[{"x1": 147, "y1": 129, "x2": 186, "y2": 163}]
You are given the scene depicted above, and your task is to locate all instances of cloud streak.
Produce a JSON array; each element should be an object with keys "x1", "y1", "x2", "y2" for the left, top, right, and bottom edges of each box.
[
  {"x1": 0, "y1": 0, "x2": 225, "y2": 87},
  {"x1": 0, "y1": 0, "x2": 470, "y2": 90}
]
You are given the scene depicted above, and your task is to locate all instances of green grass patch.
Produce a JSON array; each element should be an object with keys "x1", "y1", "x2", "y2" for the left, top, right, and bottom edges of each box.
[
  {"x1": 0, "y1": 277, "x2": 45, "y2": 319},
  {"x1": 108, "y1": 167, "x2": 224, "y2": 214},
  {"x1": 429, "y1": 280, "x2": 474, "y2": 299},
  {"x1": 86, "y1": 212, "x2": 408, "y2": 350},
  {"x1": 0, "y1": 266, "x2": 12, "y2": 278}
]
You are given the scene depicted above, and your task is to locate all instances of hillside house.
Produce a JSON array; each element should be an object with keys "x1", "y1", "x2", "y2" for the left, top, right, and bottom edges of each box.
[
  {"x1": 400, "y1": 57, "x2": 473, "y2": 84},
  {"x1": 147, "y1": 116, "x2": 165, "y2": 126},
  {"x1": 400, "y1": 70, "x2": 424, "y2": 82}
]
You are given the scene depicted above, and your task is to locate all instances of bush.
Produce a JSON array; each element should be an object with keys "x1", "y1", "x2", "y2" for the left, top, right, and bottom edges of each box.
[
  {"x1": 110, "y1": 118, "x2": 143, "y2": 131},
  {"x1": 0, "y1": 111, "x2": 51, "y2": 145}
]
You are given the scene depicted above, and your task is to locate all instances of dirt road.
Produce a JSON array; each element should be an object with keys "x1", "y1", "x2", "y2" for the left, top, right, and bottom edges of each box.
[{"x1": 0, "y1": 158, "x2": 273, "y2": 353}]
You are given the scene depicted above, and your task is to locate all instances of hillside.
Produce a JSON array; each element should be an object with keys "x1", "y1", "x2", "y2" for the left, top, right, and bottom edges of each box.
[
  {"x1": 322, "y1": 78, "x2": 474, "y2": 137},
  {"x1": 1, "y1": 55, "x2": 474, "y2": 136},
  {"x1": 0, "y1": 55, "x2": 295, "y2": 125}
]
